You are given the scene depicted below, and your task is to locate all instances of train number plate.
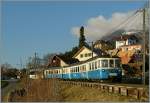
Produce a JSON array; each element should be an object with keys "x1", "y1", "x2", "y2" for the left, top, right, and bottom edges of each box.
[{"x1": 109, "y1": 73, "x2": 117, "y2": 76}]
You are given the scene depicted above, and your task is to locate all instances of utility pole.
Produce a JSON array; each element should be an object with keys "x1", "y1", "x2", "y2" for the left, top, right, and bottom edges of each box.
[
  {"x1": 87, "y1": 41, "x2": 94, "y2": 58},
  {"x1": 91, "y1": 41, "x2": 94, "y2": 58},
  {"x1": 142, "y1": 8, "x2": 146, "y2": 85},
  {"x1": 34, "y1": 52, "x2": 37, "y2": 71},
  {"x1": 20, "y1": 57, "x2": 23, "y2": 69}
]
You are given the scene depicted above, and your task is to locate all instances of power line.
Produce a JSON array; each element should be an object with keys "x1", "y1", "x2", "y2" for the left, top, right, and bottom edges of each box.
[{"x1": 105, "y1": 10, "x2": 139, "y2": 36}]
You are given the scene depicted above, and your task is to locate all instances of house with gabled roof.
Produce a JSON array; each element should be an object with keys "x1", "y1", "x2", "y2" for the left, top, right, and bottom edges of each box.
[
  {"x1": 47, "y1": 55, "x2": 69, "y2": 67},
  {"x1": 73, "y1": 46, "x2": 107, "y2": 62}
]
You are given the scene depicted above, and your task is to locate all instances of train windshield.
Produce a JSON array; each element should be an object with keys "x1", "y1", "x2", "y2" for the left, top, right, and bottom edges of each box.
[{"x1": 115, "y1": 59, "x2": 120, "y2": 67}]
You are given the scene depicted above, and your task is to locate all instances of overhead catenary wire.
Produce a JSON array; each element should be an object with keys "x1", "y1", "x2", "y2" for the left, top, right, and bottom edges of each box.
[{"x1": 104, "y1": 10, "x2": 140, "y2": 36}]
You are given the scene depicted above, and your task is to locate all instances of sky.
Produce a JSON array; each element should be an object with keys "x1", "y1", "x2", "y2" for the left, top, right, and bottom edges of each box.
[{"x1": 0, "y1": 0, "x2": 147, "y2": 68}]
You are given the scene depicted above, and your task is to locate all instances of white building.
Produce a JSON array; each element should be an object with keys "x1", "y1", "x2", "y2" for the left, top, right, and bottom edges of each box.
[
  {"x1": 115, "y1": 35, "x2": 138, "y2": 49},
  {"x1": 120, "y1": 44, "x2": 142, "y2": 52},
  {"x1": 73, "y1": 46, "x2": 97, "y2": 61},
  {"x1": 73, "y1": 46, "x2": 106, "y2": 62}
]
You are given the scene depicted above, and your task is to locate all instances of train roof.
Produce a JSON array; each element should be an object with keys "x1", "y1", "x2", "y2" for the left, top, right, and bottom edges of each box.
[
  {"x1": 64, "y1": 56, "x2": 120, "y2": 67},
  {"x1": 46, "y1": 67, "x2": 63, "y2": 70},
  {"x1": 45, "y1": 56, "x2": 120, "y2": 70}
]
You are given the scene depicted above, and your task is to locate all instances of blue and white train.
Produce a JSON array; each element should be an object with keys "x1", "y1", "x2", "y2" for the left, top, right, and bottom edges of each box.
[{"x1": 44, "y1": 56, "x2": 122, "y2": 81}]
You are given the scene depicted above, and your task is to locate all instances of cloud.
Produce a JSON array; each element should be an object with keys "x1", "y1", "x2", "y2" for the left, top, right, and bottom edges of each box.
[{"x1": 71, "y1": 11, "x2": 143, "y2": 41}]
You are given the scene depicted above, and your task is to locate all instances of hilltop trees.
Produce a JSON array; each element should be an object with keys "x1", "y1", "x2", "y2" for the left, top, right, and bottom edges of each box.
[
  {"x1": 26, "y1": 56, "x2": 42, "y2": 69},
  {"x1": 1, "y1": 63, "x2": 19, "y2": 79},
  {"x1": 43, "y1": 53, "x2": 57, "y2": 65},
  {"x1": 79, "y1": 26, "x2": 86, "y2": 48}
]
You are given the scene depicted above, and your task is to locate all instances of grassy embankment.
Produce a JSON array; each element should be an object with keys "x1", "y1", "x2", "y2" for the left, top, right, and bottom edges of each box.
[
  {"x1": 1, "y1": 79, "x2": 24, "y2": 102},
  {"x1": 10, "y1": 79, "x2": 144, "y2": 102},
  {"x1": 1, "y1": 81, "x2": 9, "y2": 88}
]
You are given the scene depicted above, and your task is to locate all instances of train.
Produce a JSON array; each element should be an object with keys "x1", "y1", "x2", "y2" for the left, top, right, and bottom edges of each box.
[{"x1": 44, "y1": 56, "x2": 122, "y2": 82}]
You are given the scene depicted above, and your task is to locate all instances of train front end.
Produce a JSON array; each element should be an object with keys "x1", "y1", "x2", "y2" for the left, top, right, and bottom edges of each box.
[{"x1": 99, "y1": 58, "x2": 122, "y2": 81}]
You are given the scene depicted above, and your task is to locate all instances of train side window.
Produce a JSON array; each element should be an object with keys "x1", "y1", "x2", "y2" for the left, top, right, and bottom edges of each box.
[
  {"x1": 56, "y1": 70, "x2": 57, "y2": 74},
  {"x1": 82, "y1": 66, "x2": 84, "y2": 72},
  {"x1": 69, "y1": 69, "x2": 71, "y2": 73},
  {"x1": 78, "y1": 67, "x2": 79, "y2": 72},
  {"x1": 45, "y1": 71, "x2": 47, "y2": 75},
  {"x1": 98, "y1": 60, "x2": 101, "y2": 68},
  {"x1": 84, "y1": 65, "x2": 86, "y2": 71},
  {"x1": 90, "y1": 63, "x2": 92, "y2": 70},
  {"x1": 89, "y1": 63, "x2": 91, "y2": 70},
  {"x1": 80, "y1": 66, "x2": 83, "y2": 72},
  {"x1": 82, "y1": 66, "x2": 83, "y2": 72},
  {"x1": 76, "y1": 67, "x2": 78, "y2": 73},
  {"x1": 115, "y1": 60, "x2": 120, "y2": 67},
  {"x1": 72, "y1": 68, "x2": 74, "y2": 73},
  {"x1": 79, "y1": 66, "x2": 81, "y2": 71},
  {"x1": 92, "y1": 62, "x2": 94, "y2": 70},
  {"x1": 110, "y1": 60, "x2": 114, "y2": 67},
  {"x1": 95, "y1": 61, "x2": 97, "y2": 69},
  {"x1": 76, "y1": 67, "x2": 77, "y2": 72},
  {"x1": 75, "y1": 67, "x2": 77, "y2": 73},
  {"x1": 101, "y1": 60, "x2": 108, "y2": 67},
  {"x1": 82, "y1": 66, "x2": 84, "y2": 71},
  {"x1": 73, "y1": 68, "x2": 74, "y2": 73},
  {"x1": 75, "y1": 67, "x2": 77, "y2": 72}
]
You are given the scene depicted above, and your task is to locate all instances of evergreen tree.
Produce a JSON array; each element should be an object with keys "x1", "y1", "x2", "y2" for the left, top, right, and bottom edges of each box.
[{"x1": 79, "y1": 26, "x2": 86, "y2": 48}]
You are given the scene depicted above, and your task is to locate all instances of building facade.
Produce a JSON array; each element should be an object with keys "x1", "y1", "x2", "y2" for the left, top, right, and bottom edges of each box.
[
  {"x1": 73, "y1": 46, "x2": 97, "y2": 61},
  {"x1": 115, "y1": 35, "x2": 138, "y2": 49}
]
